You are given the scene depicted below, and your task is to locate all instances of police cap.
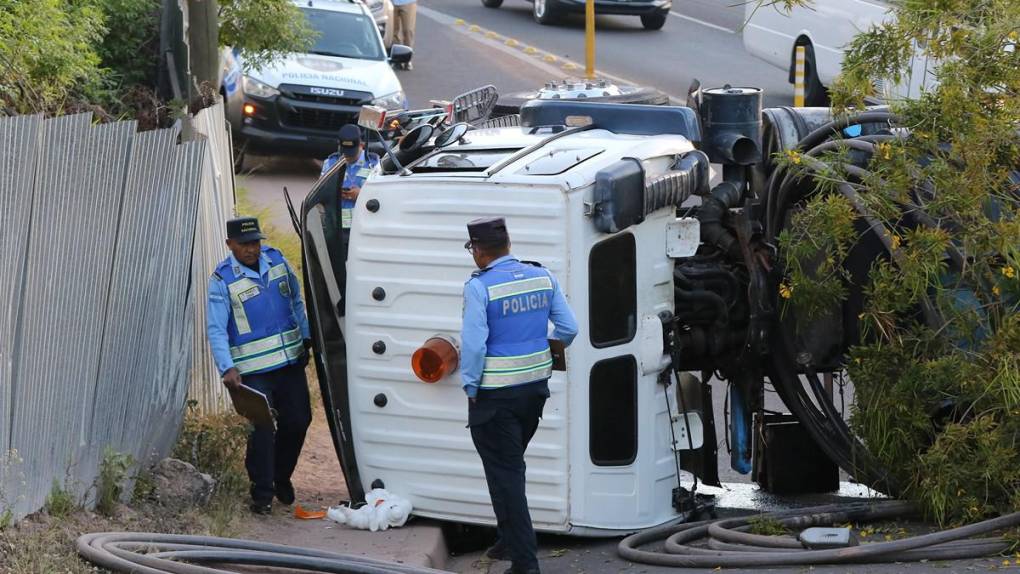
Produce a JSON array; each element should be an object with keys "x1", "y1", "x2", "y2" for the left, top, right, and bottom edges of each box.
[
  {"x1": 465, "y1": 217, "x2": 509, "y2": 249},
  {"x1": 226, "y1": 217, "x2": 265, "y2": 242},
  {"x1": 339, "y1": 124, "x2": 361, "y2": 154}
]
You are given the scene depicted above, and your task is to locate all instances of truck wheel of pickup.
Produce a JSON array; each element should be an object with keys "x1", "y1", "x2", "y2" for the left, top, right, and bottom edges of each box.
[
  {"x1": 481, "y1": 0, "x2": 502, "y2": 7},
  {"x1": 640, "y1": 11, "x2": 668, "y2": 30},
  {"x1": 494, "y1": 83, "x2": 669, "y2": 116},
  {"x1": 533, "y1": 0, "x2": 562, "y2": 25}
]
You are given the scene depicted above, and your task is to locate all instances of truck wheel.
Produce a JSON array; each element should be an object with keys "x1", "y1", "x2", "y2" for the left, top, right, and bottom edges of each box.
[
  {"x1": 494, "y1": 83, "x2": 669, "y2": 116},
  {"x1": 533, "y1": 0, "x2": 561, "y2": 25},
  {"x1": 640, "y1": 11, "x2": 667, "y2": 30},
  {"x1": 481, "y1": 0, "x2": 502, "y2": 7}
]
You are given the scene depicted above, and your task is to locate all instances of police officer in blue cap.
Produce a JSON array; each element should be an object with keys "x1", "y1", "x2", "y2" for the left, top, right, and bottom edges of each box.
[
  {"x1": 207, "y1": 216, "x2": 312, "y2": 515},
  {"x1": 460, "y1": 217, "x2": 578, "y2": 574},
  {"x1": 320, "y1": 124, "x2": 380, "y2": 234}
]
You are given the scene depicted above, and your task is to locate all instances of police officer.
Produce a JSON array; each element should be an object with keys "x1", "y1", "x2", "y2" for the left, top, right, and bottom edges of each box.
[
  {"x1": 460, "y1": 217, "x2": 578, "y2": 574},
  {"x1": 320, "y1": 124, "x2": 380, "y2": 234},
  {"x1": 207, "y1": 217, "x2": 313, "y2": 515}
]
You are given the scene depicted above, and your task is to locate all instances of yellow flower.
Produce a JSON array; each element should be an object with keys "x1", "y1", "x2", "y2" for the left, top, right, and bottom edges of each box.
[
  {"x1": 890, "y1": 234, "x2": 901, "y2": 250},
  {"x1": 992, "y1": 286, "x2": 1001, "y2": 297},
  {"x1": 779, "y1": 283, "x2": 793, "y2": 299},
  {"x1": 786, "y1": 150, "x2": 802, "y2": 165},
  {"x1": 876, "y1": 142, "x2": 892, "y2": 160},
  {"x1": 1003, "y1": 266, "x2": 1016, "y2": 279}
]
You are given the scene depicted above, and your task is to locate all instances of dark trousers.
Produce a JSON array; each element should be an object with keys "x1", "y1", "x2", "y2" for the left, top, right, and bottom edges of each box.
[
  {"x1": 469, "y1": 381, "x2": 549, "y2": 572},
  {"x1": 243, "y1": 362, "x2": 313, "y2": 503}
]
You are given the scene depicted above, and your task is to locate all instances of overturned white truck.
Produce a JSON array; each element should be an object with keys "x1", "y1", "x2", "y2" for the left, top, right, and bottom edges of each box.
[{"x1": 298, "y1": 88, "x2": 910, "y2": 534}]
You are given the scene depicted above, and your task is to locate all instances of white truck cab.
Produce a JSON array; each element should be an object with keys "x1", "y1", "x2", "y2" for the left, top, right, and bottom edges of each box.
[
  {"x1": 301, "y1": 101, "x2": 716, "y2": 533},
  {"x1": 225, "y1": 0, "x2": 411, "y2": 163}
]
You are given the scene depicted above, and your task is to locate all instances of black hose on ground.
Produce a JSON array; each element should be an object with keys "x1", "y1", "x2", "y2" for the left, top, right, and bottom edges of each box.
[
  {"x1": 76, "y1": 532, "x2": 447, "y2": 574},
  {"x1": 619, "y1": 501, "x2": 1020, "y2": 568}
]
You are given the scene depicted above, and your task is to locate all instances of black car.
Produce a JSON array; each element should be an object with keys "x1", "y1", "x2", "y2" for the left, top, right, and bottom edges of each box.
[{"x1": 482, "y1": 0, "x2": 671, "y2": 30}]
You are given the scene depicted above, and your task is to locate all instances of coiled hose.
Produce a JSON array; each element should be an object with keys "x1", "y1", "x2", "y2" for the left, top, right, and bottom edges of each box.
[
  {"x1": 77, "y1": 532, "x2": 448, "y2": 574},
  {"x1": 619, "y1": 501, "x2": 1020, "y2": 568}
]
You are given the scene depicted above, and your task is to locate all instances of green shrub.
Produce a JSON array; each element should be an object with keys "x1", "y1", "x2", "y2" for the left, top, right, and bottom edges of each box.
[
  {"x1": 0, "y1": 0, "x2": 105, "y2": 113},
  {"x1": 96, "y1": 447, "x2": 133, "y2": 516},
  {"x1": 44, "y1": 480, "x2": 77, "y2": 518},
  {"x1": 172, "y1": 405, "x2": 250, "y2": 498}
]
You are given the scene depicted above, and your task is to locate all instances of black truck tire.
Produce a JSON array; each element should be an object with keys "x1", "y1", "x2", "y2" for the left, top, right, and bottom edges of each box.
[
  {"x1": 493, "y1": 84, "x2": 670, "y2": 116},
  {"x1": 533, "y1": 0, "x2": 561, "y2": 25},
  {"x1": 641, "y1": 11, "x2": 668, "y2": 30}
]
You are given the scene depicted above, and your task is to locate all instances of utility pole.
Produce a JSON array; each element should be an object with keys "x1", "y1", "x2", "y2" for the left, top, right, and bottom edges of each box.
[{"x1": 188, "y1": 0, "x2": 220, "y2": 95}]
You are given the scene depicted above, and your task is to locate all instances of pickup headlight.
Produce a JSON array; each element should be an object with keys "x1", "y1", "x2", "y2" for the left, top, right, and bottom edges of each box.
[
  {"x1": 243, "y1": 76, "x2": 280, "y2": 99},
  {"x1": 372, "y1": 91, "x2": 406, "y2": 110}
]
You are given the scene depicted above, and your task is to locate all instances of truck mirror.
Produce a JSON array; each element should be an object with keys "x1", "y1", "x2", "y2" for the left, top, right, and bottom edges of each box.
[
  {"x1": 592, "y1": 158, "x2": 645, "y2": 234},
  {"x1": 389, "y1": 44, "x2": 413, "y2": 65}
]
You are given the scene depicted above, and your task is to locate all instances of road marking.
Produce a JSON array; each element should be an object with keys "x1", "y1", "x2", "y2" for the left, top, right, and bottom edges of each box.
[
  {"x1": 669, "y1": 11, "x2": 736, "y2": 34},
  {"x1": 416, "y1": 4, "x2": 683, "y2": 102}
]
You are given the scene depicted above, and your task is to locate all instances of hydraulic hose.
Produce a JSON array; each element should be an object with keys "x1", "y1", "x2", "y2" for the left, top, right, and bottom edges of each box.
[
  {"x1": 619, "y1": 501, "x2": 1020, "y2": 568},
  {"x1": 77, "y1": 532, "x2": 447, "y2": 574},
  {"x1": 698, "y1": 181, "x2": 744, "y2": 259}
]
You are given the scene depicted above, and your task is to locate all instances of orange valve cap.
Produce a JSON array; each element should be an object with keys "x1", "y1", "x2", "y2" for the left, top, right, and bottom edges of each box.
[{"x1": 411, "y1": 336, "x2": 459, "y2": 383}]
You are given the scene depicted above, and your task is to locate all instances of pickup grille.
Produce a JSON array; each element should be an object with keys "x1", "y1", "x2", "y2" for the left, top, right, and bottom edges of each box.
[
  {"x1": 283, "y1": 107, "x2": 357, "y2": 132},
  {"x1": 288, "y1": 92, "x2": 369, "y2": 107}
]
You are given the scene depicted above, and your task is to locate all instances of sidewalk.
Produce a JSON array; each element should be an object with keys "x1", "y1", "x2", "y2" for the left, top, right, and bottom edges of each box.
[
  {"x1": 237, "y1": 382, "x2": 449, "y2": 571},
  {"x1": 243, "y1": 513, "x2": 448, "y2": 570}
]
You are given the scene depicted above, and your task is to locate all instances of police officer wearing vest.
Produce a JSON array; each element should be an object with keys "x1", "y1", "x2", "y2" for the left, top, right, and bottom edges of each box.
[
  {"x1": 461, "y1": 217, "x2": 578, "y2": 574},
  {"x1": 207, "y1": 217, "x2": 313, "y2": 515},
  {"x1": 320, "y1": 124, "x2": 380, "y2": 235}
]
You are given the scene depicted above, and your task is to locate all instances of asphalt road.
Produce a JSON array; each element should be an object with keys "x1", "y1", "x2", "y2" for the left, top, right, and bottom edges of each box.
[
  {"x1": 419, "y1": 0, "x2": 794, "y2": 107},
  {"x1": 236, "y1": 9, "x2": 1008, "y2": 573}
]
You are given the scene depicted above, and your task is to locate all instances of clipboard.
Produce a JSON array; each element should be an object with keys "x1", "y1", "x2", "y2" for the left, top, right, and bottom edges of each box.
[
  {"x1": 228, "y1": 384, "x2": 276, "y2": 429},
  {"x1": 548, "y1": 339, "x2": 566, "y2": 371}
]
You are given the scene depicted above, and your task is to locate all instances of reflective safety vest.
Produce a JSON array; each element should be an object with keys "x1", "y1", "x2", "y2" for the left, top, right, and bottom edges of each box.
[
  {"x1": 475, "y1": 260, "x2": 555, "y2": 390},
  {"x1": 215, "y1": 247, "x2": 303, "y2": 375}
]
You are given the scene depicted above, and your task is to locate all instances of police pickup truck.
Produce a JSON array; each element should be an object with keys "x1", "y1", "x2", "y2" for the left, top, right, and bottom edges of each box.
[{"x1": 224, "y1": 0, "x2": 411, "y2": 169}]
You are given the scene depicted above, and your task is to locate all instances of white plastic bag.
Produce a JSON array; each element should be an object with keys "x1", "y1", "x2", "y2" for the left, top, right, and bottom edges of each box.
[{"x1": 326, "y1": 488, "x2": 413, "y2": 532}]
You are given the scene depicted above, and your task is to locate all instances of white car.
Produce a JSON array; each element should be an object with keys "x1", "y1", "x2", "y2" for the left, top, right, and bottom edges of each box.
[
  {"x1": 225, "y1": 0, "x2": 412, "y2": 164},
  {"x1": 742, "y1": 0, "x2": 933, "y2": 104}
]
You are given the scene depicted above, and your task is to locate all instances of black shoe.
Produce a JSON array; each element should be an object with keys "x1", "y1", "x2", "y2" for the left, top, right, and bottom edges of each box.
[
  {"x1": 485, "y1": 541, "x2": 510, "y2": 560},
  {"x1": 249, "y1": 501, "x2": 272, "y2": 515},
  {"x1": 275, "y1": 481, "x2": 295, "y2": 505},
  {"x1": 503, "y1": 567, "x2": 540, "y2": 574}
]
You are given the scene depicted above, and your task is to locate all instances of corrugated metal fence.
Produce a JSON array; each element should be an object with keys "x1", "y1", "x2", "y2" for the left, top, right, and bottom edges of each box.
[
  {"x1": 0, "y1": 102, "x2": 234, "y2": 521},
  {"x1": 190, "y1": 103, "x2": 236, "y2": 413}
]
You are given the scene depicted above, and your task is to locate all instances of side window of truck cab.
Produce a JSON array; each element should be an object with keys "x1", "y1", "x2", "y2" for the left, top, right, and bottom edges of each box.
[{"x1": 588, "y1": 232, "x2": 639, "y2": 466}]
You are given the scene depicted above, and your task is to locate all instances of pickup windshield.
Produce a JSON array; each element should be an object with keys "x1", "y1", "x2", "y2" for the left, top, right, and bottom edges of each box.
[{"x1": 302, "y1": 9, "x2": 385, "y2": 61}]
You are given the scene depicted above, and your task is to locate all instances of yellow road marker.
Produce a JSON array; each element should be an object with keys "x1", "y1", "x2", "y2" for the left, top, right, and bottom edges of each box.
[{"x1": 794, "y1": 45, "x2": 806, "y2": 107}]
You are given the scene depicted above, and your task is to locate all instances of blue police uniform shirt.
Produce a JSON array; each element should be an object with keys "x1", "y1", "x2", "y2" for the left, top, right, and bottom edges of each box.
[
  {"x1": 320, "y1": 149, "x2": 380, "y2": 229},
  {"x1": 207, "y1": 246, "x2": 311, "y2": 375},
  {"x1": 460, "y1": 255, "x2": 578, "y2": 398}
]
